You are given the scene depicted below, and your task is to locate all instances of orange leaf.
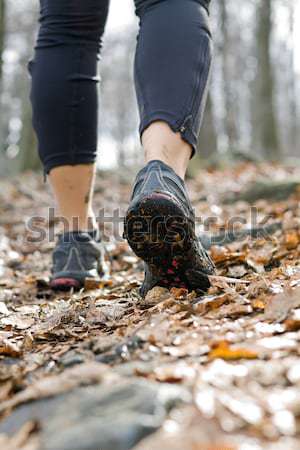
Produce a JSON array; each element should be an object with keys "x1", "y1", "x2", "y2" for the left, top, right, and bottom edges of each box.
[
  {"x1": 284, "y1": 319, "x2": 300, "y2": 332},
  {"x1": 285, "y1": 231, "x2": 299, "y2": 250},
  {"x1": 209, "y1": 341, "x2": 258, "y2": 361},
  {"x1": 252, "y1": 299, "x2": 266, "y2": 311},
  {"x1": 210, "y1": 246, "x2": 231, "y2": 264},
  {"x1": 170, "y1": 287, "x2": 189, "y2": 299}
]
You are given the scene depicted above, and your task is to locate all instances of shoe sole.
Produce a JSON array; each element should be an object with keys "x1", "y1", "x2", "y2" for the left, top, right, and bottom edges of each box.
[
  {"x1": 124, "y1": 193, "x2": 211, "y2": 292},
  {"x1": 50, "y1": 278, "x2": 81, "y2": 291}
]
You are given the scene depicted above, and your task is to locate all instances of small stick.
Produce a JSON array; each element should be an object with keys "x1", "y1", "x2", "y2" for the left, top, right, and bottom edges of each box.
[{"x1": 209, "y1": 275, "x2": 250, "y2": 285}]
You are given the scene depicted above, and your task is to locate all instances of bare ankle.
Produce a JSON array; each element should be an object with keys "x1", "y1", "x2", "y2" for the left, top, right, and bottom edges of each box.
[
  {"x1": 142, "y1": 121, "x2": 192, "y2": 179},
  {"x1": 49, "y1": 164, "x2": 97, "y2": 233}
]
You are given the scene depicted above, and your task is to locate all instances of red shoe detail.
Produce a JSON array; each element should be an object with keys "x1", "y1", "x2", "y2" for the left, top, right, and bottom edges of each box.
[{"x1": 50, "y1": 278, "x2": 81, "y2": 290}]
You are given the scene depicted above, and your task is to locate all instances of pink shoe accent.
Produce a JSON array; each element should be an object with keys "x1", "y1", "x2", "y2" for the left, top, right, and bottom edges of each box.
[{"x1": 50, "y1": 278, "x2": 81, "y2": 290}]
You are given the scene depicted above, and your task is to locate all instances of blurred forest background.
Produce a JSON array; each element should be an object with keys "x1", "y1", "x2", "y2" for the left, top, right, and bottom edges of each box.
[{"x1": 0, "y1": 0, "x2": 299, "y2": 176}]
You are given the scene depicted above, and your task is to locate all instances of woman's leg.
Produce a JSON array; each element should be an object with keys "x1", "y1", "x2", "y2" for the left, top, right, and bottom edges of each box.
[
  {"x1": 125, "y1": 0, "x2": 215, "y2": 297},
  {"x1": 29, "y1": 0, "x2": 109, "y2": 231},
  {"x1": 134, "y1": 0, "x2": 213, "y2": 179}
]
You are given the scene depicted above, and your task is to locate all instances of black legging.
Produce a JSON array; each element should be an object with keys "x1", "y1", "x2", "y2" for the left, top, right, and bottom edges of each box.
[{"x1": 29, "y1": 0, "x2": 212, "y2": 174}]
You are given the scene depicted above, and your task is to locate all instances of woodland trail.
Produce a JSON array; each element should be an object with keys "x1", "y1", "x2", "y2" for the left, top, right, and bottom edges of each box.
[{"x1": 0, "y1": 163, "x2": 300, "y2": 450}]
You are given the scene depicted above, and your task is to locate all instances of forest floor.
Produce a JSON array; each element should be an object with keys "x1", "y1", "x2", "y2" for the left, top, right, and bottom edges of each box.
[{"x1": 0, "y1": 162, "x2": 300, "y2": 450}]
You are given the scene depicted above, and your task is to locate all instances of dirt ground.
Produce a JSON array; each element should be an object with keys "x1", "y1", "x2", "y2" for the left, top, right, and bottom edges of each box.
[{"x1": 0, "y1": 162, "x2": 300, "y2": 450}]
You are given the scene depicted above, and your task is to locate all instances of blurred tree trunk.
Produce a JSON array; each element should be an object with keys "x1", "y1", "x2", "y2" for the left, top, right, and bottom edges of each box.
[
  {"x1": 198, "y1": 93, "x2": 218, "y2": 159},
  {"x1": 18, "y1": 86, "x2": 40, "y2": 172},
  {"x1": 0, "y1": 0, "x2": 6, "y2": 171},
  {"x1": 190, "y1": 93, "x2": 217, "y2": 174},
  {"x1": 0, "y1": 0, "x2": 5, "y2": 85},
  {"x1": 219, "y1": 0, "x2": 238, "y2": 151},
  {"x1": 288, "y1": 2, "x2": 298, "y2": 155},
  {"x1": 252, "y1": 0, "x2": 280, "y2": 160},
  {"x1": 16, "y1": 8, "x2": 40, "y2": 172}
]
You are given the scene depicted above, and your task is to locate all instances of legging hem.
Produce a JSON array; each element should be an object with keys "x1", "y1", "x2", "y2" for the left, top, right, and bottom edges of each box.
[
  {"x1": 44, "y1": 156, "x2": 97, "y2": 175},
  {"x1": 139, "y1": 112, "x2": 197, "y2": 158}
]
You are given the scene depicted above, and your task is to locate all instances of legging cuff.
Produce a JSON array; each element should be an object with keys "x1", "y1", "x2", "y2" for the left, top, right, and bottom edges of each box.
[
  {"x1": 44, "y1": 154, "x2": 97, "y2": 174},
  {"x1": 139, "y1": 112, "x2": 197, "y2": 158}
]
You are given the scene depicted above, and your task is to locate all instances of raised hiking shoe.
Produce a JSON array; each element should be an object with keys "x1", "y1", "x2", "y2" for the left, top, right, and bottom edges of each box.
[
  {"x1": 124, "y1": 160, "x2": 215, "y2": 297},
  {"x1": 50, "y1": 230, "x2": 106, "y2": 290}
]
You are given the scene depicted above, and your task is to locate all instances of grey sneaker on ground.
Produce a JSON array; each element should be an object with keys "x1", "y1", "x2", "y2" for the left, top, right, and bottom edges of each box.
[
  {"x1": 50, "y1": 230, "x2": 106, "y2": 290},
  {"x1": 124, "y1": 160, "x2": 215, "y2": 297}
]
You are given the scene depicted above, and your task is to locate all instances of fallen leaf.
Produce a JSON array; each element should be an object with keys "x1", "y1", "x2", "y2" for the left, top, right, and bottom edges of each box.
[
  {"x1": 209, "y1": 303, "x2": 253, "y2": 319},
  {"x1": 252, "y1": 299, "x2": 266, "y2": 311},
  {"x1": 194, "y1": 294, "x2": 231, "y2": 314},
  {"x1": 284, "y1": 319, "x2": 300, "y2": 332},
  {"x1": 153, "y1": 364, "x2": 196, "y2": 383},
  {"x1": 209, "y1": 341, "x2": 258, "y2": 361},
  {"x1": 210, "y1": 246, "x2": 234, "y2": 264},
  {"x1": 284, "y1": 231, "x2": 300, "y2": 250},
  {"x1": 264, "y1": 287, "x2": 300, "y2": 322},
  {"x1": 143, "y1": 287, "x2": 172, "y2": 306},
  {"x1": 247, "y1": 242, "x2": 275, "y2": 265},
  {"x1": 170, "y1": 287, "x2": 189, "y2": 299},
  {"x1": 0, "y1": 301, "x2": 10, "y2": 315},
  {"x1": 246, "y1": 258, "x2": 265, "y2": 274},
  {"x1": 84, "y1": 277, "x2": 101, "y2": 290},
  {"x1": 23, "y1": 333, "x2": 34, "y2": 351},
  {"x1": 0, "y1": 339, "x2": 22, "y2": 357},
  {"x1": 1, "y1": 314, "x2": 34, "y2": 330},
  {"x1": 227, "y1": 265, "x2": 248, "y2": 278}
]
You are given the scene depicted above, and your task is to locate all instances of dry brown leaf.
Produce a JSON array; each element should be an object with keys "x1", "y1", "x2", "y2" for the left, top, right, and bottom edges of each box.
[
  {"x1": 0, "y1": 339, "x2": 22, "y2": 357},
  {"x1": 247, "y1": 243, "x2": 275, "y2": 265},
  {"x1": 170, "y1": 287, "x2": 189, "y2": 299},
  {"x1": 84, "y1": 277, "x2": 102, "y2": 290},
  {"x1": 22, "y1": 333, "x2": 34, "y2": 351},
  {"x1": 1, "y1": 315, "x2": 34, "y2": 330},
  {"x1": 0, "y1": 301, "x2": 10, "y2": 315},
  {"x1": 284, "y1": 319, "x2": 300, "y2": 332},
  {"x1": 264, "y1": 287, "x2": 300, "y2": 322},
  {"x1": 194, "y1": 294, "x2": 230, "y2": 314},
  {"x1": 227, "y1": 265, "x2": 248, "y2": 278},
  {"x1": 162, "y1": 343, "x2": 210, "y2": 358},
  {"x1": 284, "y1": 231, "x2": 300, "y2": 250},
  {"x1": 252, "y1": 298, "x2": 266, "y2": 311},
  {"x1": 209, "y1": 341, "x2": 258, "y2": 361},
  {"x1": 247, "y1": 279, "x2": 269, "y2": 298},
  {"x1": 85, "y1": 305, "x2": 108, "y2": 325},
  {"x1": 153, "y1": 364, "x2": 196, "y2": 383},
  {"x1": 246, "y1": 258, "x2": 265, "y2": 273},
  {"x1": 31, "y1": 306, "x2": 78, "y2": 336},
  {"x1": 209, "y1": 303, "x2": 253, "y2": 319},
  {"x1": 210, "y1": 246, "x2": 233, "y2": 264},
  {"x1": 144, "y1": 287, "x2": 172, "y2": 306}
]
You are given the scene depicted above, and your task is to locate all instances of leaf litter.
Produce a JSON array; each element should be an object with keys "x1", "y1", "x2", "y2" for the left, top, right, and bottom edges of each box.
[{"x1": 0, "y1": 162, "x2": 300, "y2": 449}]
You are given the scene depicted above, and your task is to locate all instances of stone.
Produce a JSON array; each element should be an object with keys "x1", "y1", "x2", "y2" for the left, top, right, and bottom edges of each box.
[{"x1": 0, "y1": 378, "x2": 189, "y2": 450}]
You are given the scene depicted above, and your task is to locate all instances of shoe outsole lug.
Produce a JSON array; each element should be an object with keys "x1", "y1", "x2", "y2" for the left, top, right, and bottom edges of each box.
[{"x1": 124, "y1": 193, "x2": 213, "y2": 295}]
